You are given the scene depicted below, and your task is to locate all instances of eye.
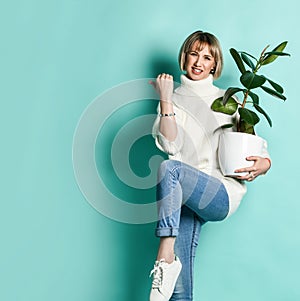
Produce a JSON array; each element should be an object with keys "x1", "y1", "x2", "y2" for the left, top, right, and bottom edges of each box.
[
  {"x1": 204, "y1": 56, "x2": 212, "y2": 60},
  {"x1": 189, "y1": 51, "x2": 198, "y2": 56}
]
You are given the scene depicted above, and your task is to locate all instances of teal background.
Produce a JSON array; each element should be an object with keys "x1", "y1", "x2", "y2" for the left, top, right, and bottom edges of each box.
[{"x1": 1, "y1": 0, "x2": 299, "y2": 300}]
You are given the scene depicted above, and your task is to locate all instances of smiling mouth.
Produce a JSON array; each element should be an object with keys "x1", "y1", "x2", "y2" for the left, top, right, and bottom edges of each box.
[{"x1": 192, "y1": 67, "x2": 203, "y2": 75}]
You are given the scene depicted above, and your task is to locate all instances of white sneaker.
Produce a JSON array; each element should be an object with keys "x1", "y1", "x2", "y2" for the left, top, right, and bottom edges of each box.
[{"x1": 149, "y1": 256, "x2": 182, "y2": 301}]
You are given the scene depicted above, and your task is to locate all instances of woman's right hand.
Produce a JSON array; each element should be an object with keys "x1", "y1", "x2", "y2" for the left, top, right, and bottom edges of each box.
[{"x1": 149, "y1": 73, "x2": 174, "y2": 102}]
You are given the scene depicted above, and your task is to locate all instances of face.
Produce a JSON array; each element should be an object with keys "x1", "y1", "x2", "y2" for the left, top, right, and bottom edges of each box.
[{"x1": 185, "y1": 42, "x2": 216, "y2": 81}]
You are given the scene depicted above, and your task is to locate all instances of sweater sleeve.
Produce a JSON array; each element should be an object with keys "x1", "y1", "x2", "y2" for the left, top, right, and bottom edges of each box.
[{"x1": 152, "y1": 104, "x2": 185, "y2": 156}]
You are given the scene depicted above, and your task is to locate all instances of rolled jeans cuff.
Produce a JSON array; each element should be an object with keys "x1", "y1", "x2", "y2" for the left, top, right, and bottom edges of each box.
[{"x1": 155, "y1": 227, "x2": 179, "y2": 237}]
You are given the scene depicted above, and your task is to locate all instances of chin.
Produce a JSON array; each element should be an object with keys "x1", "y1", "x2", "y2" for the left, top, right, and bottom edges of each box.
[
  {"x1": 187, "y1": 74, "x2": 203, "y2": 81},
  {"x1": 186, "y1": 71, "x2": 206, "y2": 81}
]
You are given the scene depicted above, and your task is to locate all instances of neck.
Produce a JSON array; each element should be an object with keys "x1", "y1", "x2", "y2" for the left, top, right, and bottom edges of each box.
[{"x1": 180, "y1": 74, "x2": 218, "y2": 97}]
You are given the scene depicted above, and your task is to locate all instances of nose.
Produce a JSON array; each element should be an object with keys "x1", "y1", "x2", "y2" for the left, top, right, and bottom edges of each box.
[{"x1": 194, "y1": 55, "x2": 203, "y2": 67}]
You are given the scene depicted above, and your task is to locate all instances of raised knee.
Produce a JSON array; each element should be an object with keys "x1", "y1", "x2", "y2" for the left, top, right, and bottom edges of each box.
[
  {"x1": 159, "y1": 160, "x2": 179, "y2": 173},
  {"x1": 158, "y1": 160, "x2": 182, "y2": 181}
]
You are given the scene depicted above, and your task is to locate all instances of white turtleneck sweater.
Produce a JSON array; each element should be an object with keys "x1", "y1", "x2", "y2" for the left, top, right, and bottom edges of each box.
[{"x1": 152, "y1": 74, "x2": 269, "y2": 217}]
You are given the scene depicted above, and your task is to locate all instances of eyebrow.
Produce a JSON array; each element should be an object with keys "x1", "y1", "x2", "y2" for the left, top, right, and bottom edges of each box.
[{"x1": 189, "y1": 50, "x2": 213, "y2": 57}]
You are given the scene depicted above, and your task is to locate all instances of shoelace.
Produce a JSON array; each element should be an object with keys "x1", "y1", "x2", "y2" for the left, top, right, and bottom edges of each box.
[{"x1": 149, "y1": 260, "x2": 165, "y2": 289}]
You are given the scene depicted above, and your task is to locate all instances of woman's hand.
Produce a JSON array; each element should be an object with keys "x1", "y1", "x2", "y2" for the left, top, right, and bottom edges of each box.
[
  {"x1": 235, "y1": 156, "x2": 271, "y2": 182},
  {"x1": 150, "y1": 73, "x2": 177, "y2": 141},
  {"x1": 149, "y1": 73, "x2": 174, "y2": 102}
]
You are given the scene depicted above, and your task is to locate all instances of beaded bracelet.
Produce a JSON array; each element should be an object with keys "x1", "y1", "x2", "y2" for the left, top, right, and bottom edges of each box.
[{"x1": 159, "y1": 112, "x2": 176, "y2": 117}]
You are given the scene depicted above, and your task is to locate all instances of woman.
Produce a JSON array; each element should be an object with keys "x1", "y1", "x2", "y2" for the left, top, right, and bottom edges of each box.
[{"x1": 149, "y1": 30, "x2": 271, "y2": 301}]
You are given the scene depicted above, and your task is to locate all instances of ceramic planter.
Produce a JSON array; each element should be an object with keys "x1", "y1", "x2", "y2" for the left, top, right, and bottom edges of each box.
[{"x1": 218, "y1": 132, "x2": 265, "y2": 177}]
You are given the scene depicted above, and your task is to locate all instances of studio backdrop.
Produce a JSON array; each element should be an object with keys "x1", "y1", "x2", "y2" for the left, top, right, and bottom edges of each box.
[{"x1": 1, "y1": 0, "x2": 299, "y2": 300}]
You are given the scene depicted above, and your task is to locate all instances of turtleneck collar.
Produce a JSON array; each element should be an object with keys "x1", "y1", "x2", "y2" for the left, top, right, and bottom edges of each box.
[{"x1": 180, "y1": 74, "x2": 219, "y2": 97}]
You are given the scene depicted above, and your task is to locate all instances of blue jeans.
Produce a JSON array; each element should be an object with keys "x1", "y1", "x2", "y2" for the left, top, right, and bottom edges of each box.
[{"x1": 155, "y1": 160, "x2": 229, "y2": 301}]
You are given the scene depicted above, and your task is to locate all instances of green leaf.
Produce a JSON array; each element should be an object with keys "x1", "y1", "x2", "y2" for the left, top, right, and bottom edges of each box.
[
  {"x1": 261, "y1": 41, "x2": 288, "y2": 65},
  {"x1": 238, "y1": 107, "x2": 260, "y2": 126},
  {"x1": 239, "y1": 120, "x2": 255, "y2": 134},
  {"x1": 260, "y1": 85, "x2": 286, "y2": 100},
  {"x1": 254, "y1": 104, "x2": 272, "y2": 127},
  {"x1": 240, "y1": 51, "x2": 258, "y2": 62},
  {"x1": 222, "y1": 87, "x2": 243, "y2": 105},
  {"x1": 230, "y1": 48, "x2": 246, "y2": 74},
  {"x1": 240, "y1": 71, "x2": 266, "y2": 89},
  {"x1": 268, "y1": 79, "x2": 284, "y2": 94},
  {"x1": 241, "y1": 53, "x2": 256, "y2": 71},
  {"x1": 260, "y1": 75, "x2": 284, "y2": 93},
  {"x1": 211, "y1": 96, "x2": 238, "y2": 115},
  {"x1": 248, "y1": 91, "x2": 259, "y2": 105},
  {"x1": 264, "y1": 51, "x2": 290, "y2": 56},
  {"x1": 221, "y1": 123, "x2": 234, "y2": 129}
]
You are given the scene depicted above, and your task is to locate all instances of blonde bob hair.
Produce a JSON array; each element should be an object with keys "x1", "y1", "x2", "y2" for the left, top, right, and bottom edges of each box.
[{"x1": 178, "y1": 30, "x2": 223, "y2": 79}]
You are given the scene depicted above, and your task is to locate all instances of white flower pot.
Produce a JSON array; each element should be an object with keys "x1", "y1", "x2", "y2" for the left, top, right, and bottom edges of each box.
[{"x1": 218, "y1": 132, "x2": 264, "y2": 177}]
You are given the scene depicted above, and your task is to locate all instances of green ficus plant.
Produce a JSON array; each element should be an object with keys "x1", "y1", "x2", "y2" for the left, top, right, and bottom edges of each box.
[{"x1": 211, "y1": 41, "x2": 290, "y2": 134}]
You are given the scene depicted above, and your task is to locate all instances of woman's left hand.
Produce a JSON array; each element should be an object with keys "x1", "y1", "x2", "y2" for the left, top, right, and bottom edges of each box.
[{"x1": 235, "y1": 156, "x2": 271, "y2": 182}]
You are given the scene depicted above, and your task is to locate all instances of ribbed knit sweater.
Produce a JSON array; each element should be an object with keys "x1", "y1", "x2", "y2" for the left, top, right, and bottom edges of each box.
[{"x1": 152, "y1": 74, "x2": 270, "y2": 217}]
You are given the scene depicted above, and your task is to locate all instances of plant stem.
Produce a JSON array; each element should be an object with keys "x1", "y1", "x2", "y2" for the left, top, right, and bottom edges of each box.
[
  {"x1": 241, "y1": 53, "x2": 263, "y2": 108},
  {"x1": 242, "y1": 90, "x2": 249, "y2": 108}
]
